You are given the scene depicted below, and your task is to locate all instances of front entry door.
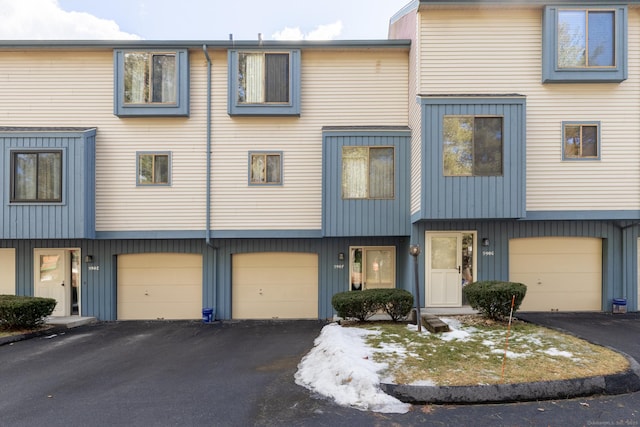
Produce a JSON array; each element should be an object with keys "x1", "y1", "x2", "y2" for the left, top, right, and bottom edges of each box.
[
  {"x1": 34, "y1": 249, "x2": 71, "y2": 316},
  {"x1": 426, "y1": 233, "x2": 461, "y2": 307}
]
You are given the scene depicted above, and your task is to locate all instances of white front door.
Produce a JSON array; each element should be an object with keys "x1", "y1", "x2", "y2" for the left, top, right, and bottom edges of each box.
[
  {"x1": 426, "y1": 233, "x2": 462, "y2": 307},
  {"x1": 34, "y1": 249, "x2": 71, "y2": 316}
]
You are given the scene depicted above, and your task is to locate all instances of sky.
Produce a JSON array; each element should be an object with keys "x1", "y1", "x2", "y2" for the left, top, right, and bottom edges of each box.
[{"x1": 0, "y1": 0, "x2": 412, "y2": 41}]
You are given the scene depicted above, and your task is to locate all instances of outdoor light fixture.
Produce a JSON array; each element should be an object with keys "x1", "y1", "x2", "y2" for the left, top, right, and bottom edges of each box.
[
  {"x1": 338, "y1": 252, "x2": 345, "y2": 261},
  {"x1": 84, "y1": 255, "x2": 93, "y2": 263},
  {"x1": 482, "y1": 238, "x2": 490, "y2": 247},
  {"x1": 409, "y1": 245, "x2": 422, "y2": 332}
]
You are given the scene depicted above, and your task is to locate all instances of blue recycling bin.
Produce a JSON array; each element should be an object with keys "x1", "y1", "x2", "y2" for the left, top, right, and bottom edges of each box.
[{"x1": 202, "y1": 308, "x2": 214, "y2": 323}]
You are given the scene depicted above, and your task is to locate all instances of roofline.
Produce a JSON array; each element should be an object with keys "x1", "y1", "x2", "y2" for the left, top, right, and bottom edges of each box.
[{"x1": 0, "y1": 39, "x2": 411, "y2": 51}]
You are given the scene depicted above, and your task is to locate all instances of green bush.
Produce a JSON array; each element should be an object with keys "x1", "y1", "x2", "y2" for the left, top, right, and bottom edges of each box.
[
  {"x1": 463, "y1": 281, "x2": 527, "y2": 320},
  {"x1": 331, "y1": 288, "x2": 414, "y2": 322},
  {"x1": 0, "y1": 295, "x2": 56, "y2": 330}
]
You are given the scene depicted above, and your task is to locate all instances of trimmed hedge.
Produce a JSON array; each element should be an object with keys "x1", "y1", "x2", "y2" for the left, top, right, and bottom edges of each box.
[
  {"x1": 331, "y1": 288, "x2": 414, "y2": 322},
  {"x1": 0, "y1": 295, "x2": 56, "y2": 330},
  {"x1": 463, "y1": 280, "x2": 527, "y2": 320}
]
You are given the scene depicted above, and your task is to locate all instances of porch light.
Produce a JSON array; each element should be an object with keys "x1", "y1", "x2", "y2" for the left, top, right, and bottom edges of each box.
[{"x1": 482, "y1": 238, "x2": 490, "y2": 247}]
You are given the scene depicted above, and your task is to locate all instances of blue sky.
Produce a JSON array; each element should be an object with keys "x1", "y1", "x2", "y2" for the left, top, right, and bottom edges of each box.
[{"x1": 0, "y1": 0, "x2": 411, "y2": 40}]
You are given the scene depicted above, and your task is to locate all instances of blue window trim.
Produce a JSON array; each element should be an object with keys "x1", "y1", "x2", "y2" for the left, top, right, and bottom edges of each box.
[
  {"x1": 561, "y1": 121, "x2": 601, "y2": 161},
  {"x1": 136, "y1": 151, "x2": 172, "y2": 186},
  {"x1": 7, "y1": 147, "x2": 67, "y2": 205},
  {"x1": 114, "y1": 49, "x2": 189, "y2": 117},
  {"x1": 248, "y1": 151, "x2": 283, "y2": 186},
  {"x1": 542, "y1": 5, "x2": 628, "y2": 83},
  {"x1": 228, "y1": 49, "x2": 301, "y2": 116}
]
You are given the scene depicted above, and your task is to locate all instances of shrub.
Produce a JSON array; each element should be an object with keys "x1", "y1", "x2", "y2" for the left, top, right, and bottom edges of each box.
[
  {"x1": 0, "y1": 295, "x2": 56, "y2": 330},
  {"x1": 331, "y1": 288, "x2": 414, "y2": 322},
  {"x1": 463, "y1": 281, "x2": 527, "y2": 320}
]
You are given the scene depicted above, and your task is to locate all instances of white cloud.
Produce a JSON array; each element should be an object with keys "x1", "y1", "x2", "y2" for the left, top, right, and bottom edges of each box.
[
  {"x1": 272, "y1": 20, "x2": 343, "y2": 41},
  {"x1": 0, "y1": 0, "x2": 140, "y2": 40}
]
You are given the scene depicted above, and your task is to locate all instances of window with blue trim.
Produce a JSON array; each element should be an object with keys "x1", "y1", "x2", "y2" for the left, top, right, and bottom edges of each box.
[
  {"x1": 249, "y1": 152, "x2": 282, "y2": 185},
  {"x1": 543, "y1": 5, "x2": 627, "y2": 83},
  {"x1": 10, "y1": 150, "x2": 62, "y2": 203},
  {"x1": 562, "y1": 122, "x2": 600, "y2": 160},
  {"x1": 228, "y1": 49, "x2": 301, "y2": 116},
  {"x1": 114, "y1": 49, "x2": 189, "y2": 116},
  {"x1": 137, "y1": 152, "x2": 171, "y2": 185}
]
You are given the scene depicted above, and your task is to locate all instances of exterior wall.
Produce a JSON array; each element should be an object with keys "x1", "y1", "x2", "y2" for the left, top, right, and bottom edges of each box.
[
  {"x1": 0, "y1": 49, "x2": 208, "y2": 233},
  {"x1": 411, "y1": 220, "x2": 636, "y2": 311},
  {"x1": 0, "y1": 236, "x2": 409, "y2": 321},
  {"x1": 322, "y1": 129, "x2": 411, "y2": 236},
  {"x1": 389, "y1": 5, "x2": 423, "y2": 218},
  {"x1": 210, "y1": 49, "x2": 409, "y2": 232},
  {"x1": 418, "y1": 6, "x2": 640, "y2": 213},
  {"x1": 419, "y1": 96, "x2": 526, "y2": 219},
  {"x1": 0, "y1": 129, "x2": 96, "y2": 239}
]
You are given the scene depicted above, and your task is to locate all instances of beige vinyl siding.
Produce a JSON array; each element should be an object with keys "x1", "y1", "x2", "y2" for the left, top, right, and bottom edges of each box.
[
  {"x1": 210, "y1": 49, "x2": 408, "y2": 230},
  {"x1": 419, "y1": 7, "x2": 640, "y2": 212},
  {"x1": 0, "y1": 50, "x2": 207, "y2": 231},
  {"x1": 0, "y1": 249, "x2": 16, "y2": 295}
]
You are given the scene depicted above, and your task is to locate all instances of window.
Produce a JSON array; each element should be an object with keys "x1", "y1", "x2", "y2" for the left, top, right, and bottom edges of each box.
[
  {"x1": 114, "y1": 49, "x2": 189, "y2": 116},
  {"x1": 249, "y1": 152, "x2": 282, "y2": 185},
  {"x1": 124, "y1": 52, "x2": 177, "y2": 104},
  {"x1": 11, "y1": 151, "x2": 62, "y2": 202},
  {"x1": 228, "y1": 49, "x2": 301, "y2": 116},
  {"x1": 349, "y1": 246, "x2": 395, "y2": 291},
  {"x1": 342, "y1": 147, "x2": 394, "y2": 199},
  {"x1": 137, "y1": 152, "x2": 170, "y2": 185},
  {"x1": 543, "y1": 6, "x2": 627, "y2": 83},
  {"x1": 563, "y1": 122, "x2": 600, "y2": 160},
  {"x1": 443, "y1": 116, "x2": 503, "y2": 176}
]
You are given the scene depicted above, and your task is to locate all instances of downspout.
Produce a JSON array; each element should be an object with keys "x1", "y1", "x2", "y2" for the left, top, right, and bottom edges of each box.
[
  {"x1": 203, "y1": 44, "x2": 213, "y2": 248},
  {"x1": 202, "y1": 45, "x2": 218, "y2": 318}
]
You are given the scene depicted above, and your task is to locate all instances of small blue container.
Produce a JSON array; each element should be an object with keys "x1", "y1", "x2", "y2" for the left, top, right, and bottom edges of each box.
[
  {"x1": 202, "y1": 308, "x2": 214, "y2": 323},
  {"x1": 612, "y1": 298, "x2": 627, "y2": 314}
]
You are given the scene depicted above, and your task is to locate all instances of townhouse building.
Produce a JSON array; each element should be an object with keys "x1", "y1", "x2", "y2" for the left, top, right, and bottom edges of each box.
[
  {"x1": 391, "y1": 0, "x2": 639, "y2": 312},
  {"x1": 0, "y1": 0, "x2": 638, "y2": 321},
  {"x1": 0, "y1": 40, "x2": 411, "y2": 320}
]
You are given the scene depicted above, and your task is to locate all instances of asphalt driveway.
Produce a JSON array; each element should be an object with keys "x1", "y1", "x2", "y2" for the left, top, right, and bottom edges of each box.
[{"x1": 1, "y1": 315, "x2": 639, "y2": 427}]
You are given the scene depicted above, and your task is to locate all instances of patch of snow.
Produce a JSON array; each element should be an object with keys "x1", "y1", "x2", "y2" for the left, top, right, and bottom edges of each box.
[
  {"x1": 410, "y1": 379, "x2": 436, "y2": 386},
  {"x1": 295, "y1": 323, "x2": 411, "y2": 414},
  {"x1": 439, "y1": 329, "x2": 472, "y2": 342},
  {"x1": 544, "y1": 348, "x2": 573, "y2": 358},
  {"x1": 490, "y1": 348, "x2": 531, "y2": 359}
]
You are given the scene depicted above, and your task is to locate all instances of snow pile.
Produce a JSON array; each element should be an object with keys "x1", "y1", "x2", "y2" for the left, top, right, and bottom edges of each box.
[{"x1": 294, "y1": 323, "x2": 411, "y2": 414}]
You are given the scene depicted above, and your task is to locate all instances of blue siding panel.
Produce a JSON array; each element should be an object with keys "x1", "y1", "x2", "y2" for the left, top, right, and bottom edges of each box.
[
  {"x1": 0, "y1": 129, "x2": 96, "y2": 239},
  {"x1": 419, "y1": 96, "x2": 526, "y2": 220},
  {"x1": 322, "y1": 128, "x2": 411, "y2": 237},
  {"x1": 410, "y1": 220, "x2": 638, "y2": 311}
]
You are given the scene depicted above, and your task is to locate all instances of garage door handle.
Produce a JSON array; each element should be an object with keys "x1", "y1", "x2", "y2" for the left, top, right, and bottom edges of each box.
[{"x1": 61, "y1": 282, "x2": 65, "y2": 287}]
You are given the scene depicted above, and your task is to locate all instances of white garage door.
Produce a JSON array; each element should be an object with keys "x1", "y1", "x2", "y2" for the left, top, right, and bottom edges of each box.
[
  {"x1": 0, "y1": 249, "x2": 16, "y2": 295},
  {"x1": 232, "y1": 252, "x2": 318, "y2": 319},
  {"x1": 509, "y1": 237, "x2": 602, "y2": 311},
  {"x1": 118, "y1": 253, "x2": 202, "y2": 320}
]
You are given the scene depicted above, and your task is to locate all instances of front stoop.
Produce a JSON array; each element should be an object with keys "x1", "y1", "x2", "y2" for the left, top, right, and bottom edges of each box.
[
  {"x1": 421, "y1": 314, "x2": 450, "y2": 333},
  {"x1": 46, "y1": 316, "x2": 97, "y2": 329}
]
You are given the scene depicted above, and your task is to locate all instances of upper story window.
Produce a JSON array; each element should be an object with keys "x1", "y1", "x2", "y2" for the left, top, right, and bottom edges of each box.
[
  {"x1": 249, "y1": 152, "x2": 282, "y2": 185},
  {"x1": 114, "y1": 49, "x2": 189, "y2": 117},
  {"x1": 10, "y1": 150, "x2": 62, "y2": 203},
  {"x1": 443, "y1": 116, "x2": 503, "y2": 176},
  {"x1": 137, "y1": 152, "x2": 171, "y2": 185},
  {"x1": 228, "y1": 49, "x2": 301, "y2": 116},
  {"x1": 543, "y1": 5, "x2": 627, "y2": 83},
  {"x1": 342, "y1": 146, "x2": 394, "y2": 199},
  {"x1": 563, "y1": 122, "x2": 600, "y2": 160}
]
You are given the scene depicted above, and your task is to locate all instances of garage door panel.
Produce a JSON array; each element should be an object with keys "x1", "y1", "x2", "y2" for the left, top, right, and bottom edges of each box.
[
  {"x1": 118, "y1": 253, "x2": 202, "y2": 320},
  {"x1": 232, "y1": 252, "x2": 318, "y2": 319},
  {"x1": 510, "y1": 237, "x2": 602, "y2": 312}
]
